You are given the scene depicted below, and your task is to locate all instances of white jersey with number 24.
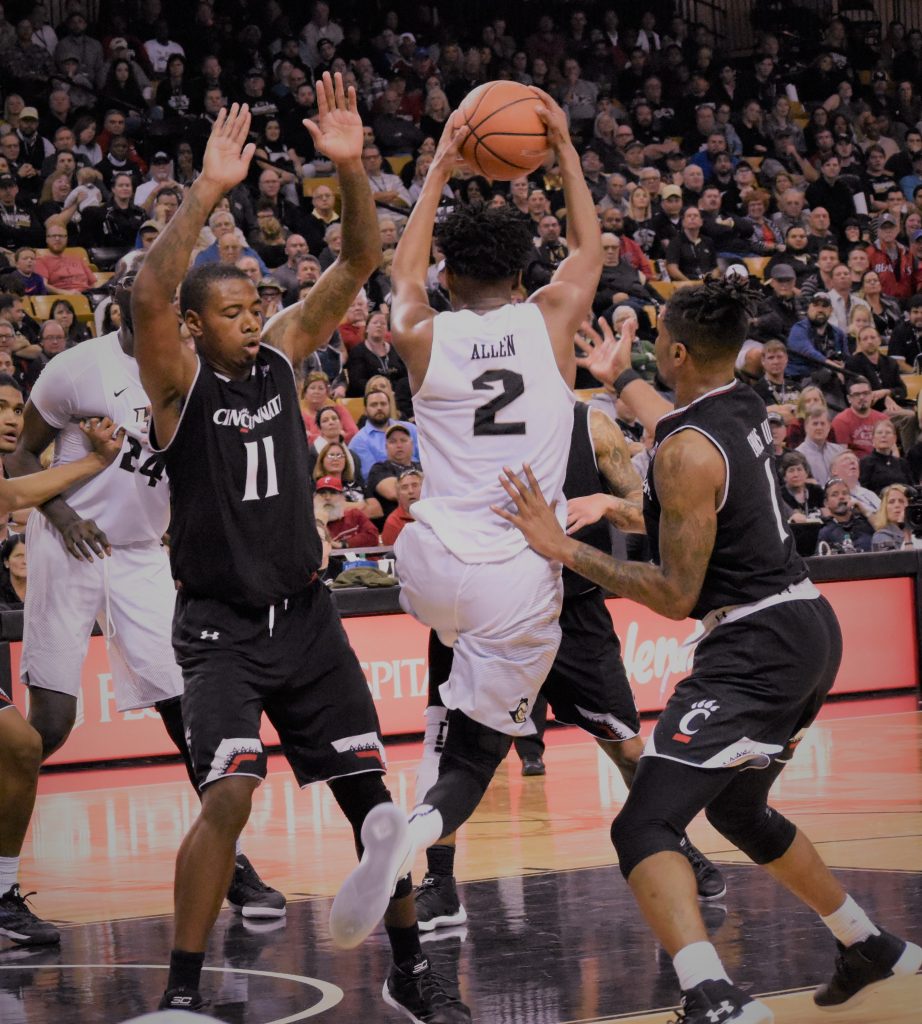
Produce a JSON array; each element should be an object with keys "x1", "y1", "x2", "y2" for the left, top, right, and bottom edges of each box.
[{"x1": 410, "y1": 302, "x2": 574, "y2": 563}]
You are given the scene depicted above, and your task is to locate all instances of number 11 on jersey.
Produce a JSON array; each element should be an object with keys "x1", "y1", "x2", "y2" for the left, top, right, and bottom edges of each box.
[{"x1": 242, "y1": 436, "x2": 279, "y2": 502}]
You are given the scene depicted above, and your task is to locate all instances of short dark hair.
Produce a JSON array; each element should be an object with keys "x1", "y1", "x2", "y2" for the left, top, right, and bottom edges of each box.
[
  {"x1": 779, "y1": 451, "x2": 808, "y2": 474},
  {"x1": 661, "y1": 277, "x2": 757, "y2": 364},
  {"x1": 179, "y1": 264, "x2": 252, "y2": 316},
  {"x1": 0, "y1": 372, "x2": 23, "y2": 396},
  {"x1": 434, "y1": 204, "x2": 534, "y2": 281},
  {"x1": 908, "y1": 293, "x2": 922, "y2": 309},
  {"x1": 847, "y1": 375, "x2": 871, "y2": 395}
]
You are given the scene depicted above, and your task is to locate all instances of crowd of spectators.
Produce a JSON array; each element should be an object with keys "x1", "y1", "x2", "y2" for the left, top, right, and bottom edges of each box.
[{"x1": 5, "y1": 1, "x2": 922, "y2": 571}]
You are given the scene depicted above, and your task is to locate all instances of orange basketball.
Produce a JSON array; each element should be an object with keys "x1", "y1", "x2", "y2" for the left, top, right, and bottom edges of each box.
[{"x1": 457, "y1": 81, "x2": 550, "y2": 181}]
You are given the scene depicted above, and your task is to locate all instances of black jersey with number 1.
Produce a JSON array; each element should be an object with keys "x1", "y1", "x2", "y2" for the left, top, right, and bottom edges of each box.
[
  {"x1": 643, "y1": 379, "x2": 808, "y2": 619},
  {"x1": 153, "y1": 343, "x2": 322, "y2": 607}
]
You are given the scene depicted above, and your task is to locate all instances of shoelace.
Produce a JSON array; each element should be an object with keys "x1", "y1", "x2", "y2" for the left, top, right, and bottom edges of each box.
[
  {"x1": 235, "y1": 860, "x2": 272, "y2": 894},
  {"x1": 417, "y1": 875, "x2": 438, "y2": 890},
  {"x1": 1, "y1": 886, "x2": 39, "y2": 912},
  {"x1": 683, "y1": 843, "x2": 710, "y2": 873},
  {"x1": 417, "y1": 966, "x2": 461, "y2": 1008}
]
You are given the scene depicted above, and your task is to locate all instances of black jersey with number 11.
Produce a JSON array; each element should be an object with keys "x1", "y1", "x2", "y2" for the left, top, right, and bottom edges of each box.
[
  {"x1": 643, "y1": 380, "x2": 808, "y2": 619},
  {"x1": 153, "y1": 343, "x2": 322, "y2": 607}
]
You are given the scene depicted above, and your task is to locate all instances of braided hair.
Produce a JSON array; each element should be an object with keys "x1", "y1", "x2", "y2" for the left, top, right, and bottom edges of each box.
[{"x1": 661, "y1": 276, "x2": 761, "y2": 364}]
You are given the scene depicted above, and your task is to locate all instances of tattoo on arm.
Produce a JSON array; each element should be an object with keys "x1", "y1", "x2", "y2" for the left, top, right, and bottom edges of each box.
[{"x1": 591, "y1": 409, "x2": 645, "y2": 532}]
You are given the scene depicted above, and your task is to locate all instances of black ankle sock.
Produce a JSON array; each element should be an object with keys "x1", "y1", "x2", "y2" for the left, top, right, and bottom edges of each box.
[
  {"x1": 426, "y1": 844, "x2": 456, "y2": 878},
  {"x1": 167, "y1": 949, "x2": 205, "y2": 991},
  {"x1": 386, "y1": 924, "x2": 422, "y2": 967}
]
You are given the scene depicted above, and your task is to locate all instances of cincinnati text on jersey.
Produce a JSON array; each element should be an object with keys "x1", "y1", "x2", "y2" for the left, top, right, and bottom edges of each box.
[{"x1": 212, "y1": 394, "x2": 282, "y2": 431}]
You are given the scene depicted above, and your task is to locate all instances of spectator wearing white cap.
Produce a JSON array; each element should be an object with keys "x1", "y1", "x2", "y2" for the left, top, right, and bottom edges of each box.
[{"x1": 134, "y1": 150, "x2": 176, "y2": 210}]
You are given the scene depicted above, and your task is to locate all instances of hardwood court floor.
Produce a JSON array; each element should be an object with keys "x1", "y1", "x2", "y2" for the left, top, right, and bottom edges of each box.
[{"x1": 3, "y1": 700, "x2": 920, "y2": 1023}]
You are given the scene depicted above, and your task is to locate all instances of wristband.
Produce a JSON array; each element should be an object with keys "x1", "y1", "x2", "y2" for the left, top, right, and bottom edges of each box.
[{"x1": 612, "y1": 368, "x2": 642, "y2": 397}]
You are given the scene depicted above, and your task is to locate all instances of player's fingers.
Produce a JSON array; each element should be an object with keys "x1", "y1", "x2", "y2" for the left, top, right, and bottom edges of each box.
[
  {"x1": 491, "y1": 504, "x2": 518, "y2": 526},
  {"x1": 231, "y1": 106, "x2": 251, "y2": 144},
  {"x1": 597, "y1": 317, "x2": 615, "y2": 342},
  {"x1": 573, "y1": 333, "x2": 594, "y2": 355},
  {"x1": 497, "y1": 474, "x2": 522, "y2": 505},
  {"x1": 500, "y1": 466, "x2": 530, "y2": 502},
  {"x1": 332, "y1": 71, "x2": 346, "y2": 109},
  {"x1": 346, "y1": 84, "x2": 358, "y2": 114},
  {"x1": 522, "y1": 463, "x2": 546, "y2": 503},
  {"x1": 316, "y1": 74, "x2": 330, "y2": 116}
]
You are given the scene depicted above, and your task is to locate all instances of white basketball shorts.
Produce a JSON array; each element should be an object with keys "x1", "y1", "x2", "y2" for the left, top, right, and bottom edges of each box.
[
  {"x1": 395, "y1": 522, "x2": 563, "y2": 737},
  {"x1": 21, "y1": 514, "x2": 183, "y2": 712}
]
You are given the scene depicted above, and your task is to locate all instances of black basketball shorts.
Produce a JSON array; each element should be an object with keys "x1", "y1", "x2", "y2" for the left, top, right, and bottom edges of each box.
[
  {"x1": 645, "y1": 595, "x2": 842, "y2": 769},
  {"x1": 173, "y1": 580, "x2": 386, "y2": 789},
  {"x1": 0, "y1": 682, "x2": 12, "y2": 710}
]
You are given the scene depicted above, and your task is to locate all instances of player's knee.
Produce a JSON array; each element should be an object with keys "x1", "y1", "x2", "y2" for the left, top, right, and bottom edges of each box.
[
  {"x1": 610, "y1": 804, "x2": 685, "y2": 880},
  {"x1": 440, "y1": 711, "x2": 510, "y2": 791},
  {"x1": 328, "y1": 772, "x2": 392, "y2": 852},
  {"x1": 0, "y1": 718, "x2": 43, "y2": 778},
  {"x1": 199, "y1": 777, "x2": 258, "y2": 834},
  {"x1": 705, "y1": 801, "x2": 796, "y2": 865},
  {"x1": 28, "y1": 700, "x2": 77, "y2": 760},
  {"x1": 600, "y1": 737, "x2": 641, "y2": 771}
]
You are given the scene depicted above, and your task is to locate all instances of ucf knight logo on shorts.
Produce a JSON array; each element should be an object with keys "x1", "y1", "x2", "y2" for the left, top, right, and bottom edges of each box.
[{"x1": 509, "y1": 697, "x2": 530, "y2": 725}]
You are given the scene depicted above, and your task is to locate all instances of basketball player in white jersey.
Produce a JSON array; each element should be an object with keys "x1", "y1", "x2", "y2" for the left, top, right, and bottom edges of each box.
[
  {"x1": 5, "y1": 253, "x2": 284, "y2": 923},
  {"x1": 329, "y1": 92, "x2": 603, "y2": 949}
]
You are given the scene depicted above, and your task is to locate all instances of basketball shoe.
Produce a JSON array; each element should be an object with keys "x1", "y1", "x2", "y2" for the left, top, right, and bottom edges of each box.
[
  {"x1": 814, "y1": 928, "x2": 922, "y2": 1010},
  {"x1": 670, "y1": 979, "x2": 773, "y2": 1023},
  {"x1": 158, "y1": 987, "x2": 205, "y2": 1012},
  {"x1": 226, "y1": 855, "x2": 286, "y2": 918},
  {"x1": 679, "y1": 836, "x2": 727, "y2": 901},
  {"x1": 383, "y1": 952, "x2": 471, "y2": 1023},
  {"x1": 414, "y1": 874, "x2": 468, "y2": 932},
  {"x1": 0, "y1": 886, "x2": 59, "y2": 946}
]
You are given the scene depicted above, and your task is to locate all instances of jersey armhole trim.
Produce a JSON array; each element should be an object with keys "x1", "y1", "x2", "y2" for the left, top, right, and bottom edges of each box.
[
  {"x1": 148, "y1": 357, "x2": 203, "y2": 454},
  {"x1": 660, "y1": 424, "x2": 730, "y2": 513},
  {"x1": 586, "y1": 406, "x2": 602, "y2": 477}
]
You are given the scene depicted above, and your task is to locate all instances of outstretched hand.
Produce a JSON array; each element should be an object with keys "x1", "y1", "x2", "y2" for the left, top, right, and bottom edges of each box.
[
  {"x1": 430, "y1": 111, "x2": 470, "y2": 179},
  {"x1": 492, "y1": 464, "x2": 570, "y2": 562},
  {"x1": 202, "y1": 103, "x2": 256, "y2": 192},
  {"x1": 304, "y1": 71, "x2": 364, "y2": 165},
  {"x1": 574, "y1": 317, "x2": 632, "y2": 389}
]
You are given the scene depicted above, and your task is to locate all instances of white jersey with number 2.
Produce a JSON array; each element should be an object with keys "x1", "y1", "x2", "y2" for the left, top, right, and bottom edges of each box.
[{"x1": 410, "y1": 302, "x2": 574, "y2": 563}]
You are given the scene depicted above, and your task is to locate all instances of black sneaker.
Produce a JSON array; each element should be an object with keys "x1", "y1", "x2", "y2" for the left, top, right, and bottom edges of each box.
[
  {"x1": 521, "y1": 756, "x2": 546, "y2": 777},
  {"x1": 227, "y1": 854, "x2": 286, "y2": 919},
  {"x1": 0, "y1": 886, "x2": 60, "y2": 947},
  {"x1": 382, "y1": 953, "x2": 471, "y2": 1023},
  {"x1": 670, "y1": 979, "x2": 773, "y2": 1023},
  {"x1": 158, "y1": 986, "x2": 205, "y2": 1011},
  {"x1": 415, "y1": 874, "x2": 468, "y2": 933},
  {"x1": 813, "y1": 929, "x2": 922, "y2": 1010},
  {"x1": 679, "y1": 836, "x2": 727, "y2": 901}
]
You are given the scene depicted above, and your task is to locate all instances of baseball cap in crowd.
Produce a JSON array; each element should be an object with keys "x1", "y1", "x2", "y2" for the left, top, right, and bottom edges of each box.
[
  {"x1": 315, "y1": 476, "x2": 343, "y2": 492},
  {"x1": 19, "y1": 107, "x2": 39, "y2": 121},
  {"x1": 139, "y1": 220, "x2": 160, "y2": 234},
  {"x1": 385, "y1": 423, "x2": 411, "y2": 439},
  {"x1": 257, "y1": 276, "x2": 283, "y2": 293},
  {"x1": 151, "y1": 151, "x2": 171, "y2": 164},
  {"x1": 399, "y1": 32, "x2": 416, "y2": 44},
  {"x1": 0, "y1": 174, "x2": 16, "y2": 188},
  {"x1": 769, "y1": 264, "x2": 796, "y2": 281},
  {"x1": 767, "y1": 412, "x2": 785, "y2": 426},
  {"x1": 810, "y1": 292, "x2": 833, "y2": 306},
  {"x1": 625, "y1": 140, "x2": 644, "y2": 152},
  {"x1": 879, "y1": 214, "x2": 898, "y2": 226},
  {"x1": 660, "y1": 184, "x2": 682, "y2": 200},
  {"x1": 109, "y1": 37, "x2": 129, "y2": 51},
  {"x1": 872, "y1": 71, "x2": 888, "y2": 82},
  {"x1": 245, "y1": 68, "x2": 265, "y2": 79},
  {"x1": 912, "y1": 230, "x2": 922, "y2": 243}
]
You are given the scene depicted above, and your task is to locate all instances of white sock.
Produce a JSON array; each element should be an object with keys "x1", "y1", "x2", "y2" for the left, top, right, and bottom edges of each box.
[
  {"x1": 415, "y1": 706, "x2": 448, "y2": 805},
  {"x1": 235, "y1": 838, "x2": 243, "y2": 858},
  {"x1": 0, "y1": 856, "x2": 19, "y2": 892},
  {"x1": 673, "y1": 941, "x2": 732, "y2": 991},
  {"x1": 821, "y1": 895, "x2": 880, "y2": 947},
  {"x1": 406, "y1": 804, "x2": 444, "y2": 862}
]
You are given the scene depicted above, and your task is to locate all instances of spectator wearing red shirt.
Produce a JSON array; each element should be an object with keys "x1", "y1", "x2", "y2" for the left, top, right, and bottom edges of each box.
[
  {"x1": 313, "y1": 476, "x2": 379, "y2": 548},
  {"x1": 381, "y1": 468, "x2": 423, "y2": 545},
  {"x1": 865, "y1": 215, "x2": 914, "y2": 302},
  {"x1": 33, "y1": 222, "x2": 96, "y2": 293},
  {"x1": 831, "y1": 377, "x2": 889, "y2": 456}
]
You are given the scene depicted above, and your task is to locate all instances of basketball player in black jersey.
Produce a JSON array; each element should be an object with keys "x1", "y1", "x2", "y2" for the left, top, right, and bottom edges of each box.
[
  {"x1": 495, "y1": 285, "x2": 921, "y2": 1024},
  {"x1": 132, "y1": 84, "x2": 469, "y2": 1022},
  {"x1": 415, "y1": 400, "x2": 726, "y2": 932}
]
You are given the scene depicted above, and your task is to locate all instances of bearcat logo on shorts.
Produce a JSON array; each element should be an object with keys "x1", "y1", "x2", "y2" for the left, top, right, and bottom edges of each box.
[
  {"x1": 332, "y1": 731, "x2": 386, "y2": 767},
  {"x1": 509, "y1": 697, "x2": 529, "y2": 725},
  {"x1": 205, "y1": 737, "x2": 263, "y2": 785},
  {"x1": 673, "y1": 699, "x2": 720, "y2": 744}
]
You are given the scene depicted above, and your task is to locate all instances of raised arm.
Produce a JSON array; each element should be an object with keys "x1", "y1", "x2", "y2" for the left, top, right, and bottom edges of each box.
[
  {"x1": 262, "y1": 73, "x2": 380, "y2": 363},
  {"x1": 388, "y1": 113, "x2": 468, "y2": 391},
  {"x1": 132, "y1": 104, "x2": 256, "y2": 445},
  {"x1": 575, "y1": 317, "x2": 673, "y2": 434},
  {"x1": 528, "y1": 89, "x2": 602, "y2": 377},
  {"x1": 0, "y1": 418, "x2": 124, "y2": 524}
]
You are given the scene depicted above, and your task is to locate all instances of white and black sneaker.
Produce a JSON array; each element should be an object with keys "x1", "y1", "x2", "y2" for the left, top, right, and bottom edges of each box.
[
  {"x1": 0, "y1": 886, "x2": 60, "y2": 947},
  {"x1": 415, "y1": 874, "x2": 468, "y2": 932},
  {"x1": 158, "y1": 986, "x2": 205, "y2": 1012},
  {"x1": 670, "y1": 979, "x2": 773, "y2": 1023},
  {"x1": 383, "y1": 952, "x2": 471, "y2": 1023},
  {"x1": 814, "y1": 929, "x2": 922, "y2": 1010},
  {"x1": 227, "y1": 855, "x2": 286, "y2": 919}
]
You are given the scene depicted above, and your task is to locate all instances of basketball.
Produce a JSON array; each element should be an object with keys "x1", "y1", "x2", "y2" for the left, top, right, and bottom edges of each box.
[{"x1": 457, "y1": 80, "x2": 550, "y2": 181}]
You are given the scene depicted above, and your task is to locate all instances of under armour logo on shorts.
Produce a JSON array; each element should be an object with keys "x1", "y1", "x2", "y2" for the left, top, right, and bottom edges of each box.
[{"x1": 200, "y1": 629, "x2": 220, "y2": 640}]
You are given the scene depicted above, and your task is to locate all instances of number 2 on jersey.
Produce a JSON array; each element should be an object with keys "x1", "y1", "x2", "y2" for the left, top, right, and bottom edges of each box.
[
  {"x1": 472, "y1": 370, "x2": 526, "y2": 436},
  {"x1": 243, "y1": 436, "x2": 279, "y2": 501}
]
